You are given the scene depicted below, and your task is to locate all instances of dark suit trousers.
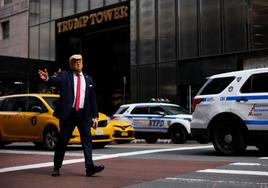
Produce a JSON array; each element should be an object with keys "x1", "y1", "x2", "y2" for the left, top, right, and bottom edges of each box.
[{"x1": 54, "y1": 109, "x2": 94, "y2": 169}]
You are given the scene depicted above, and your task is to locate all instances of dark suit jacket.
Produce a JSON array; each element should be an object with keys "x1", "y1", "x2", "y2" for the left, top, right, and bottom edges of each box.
[{"x1": 48, "y1": 70, "x2": 98, "y2": 122}]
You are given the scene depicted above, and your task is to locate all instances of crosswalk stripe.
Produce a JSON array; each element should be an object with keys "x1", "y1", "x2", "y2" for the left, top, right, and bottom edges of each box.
[{"x1": 198, "y1": 169, "x2": 268, "y2": 176}]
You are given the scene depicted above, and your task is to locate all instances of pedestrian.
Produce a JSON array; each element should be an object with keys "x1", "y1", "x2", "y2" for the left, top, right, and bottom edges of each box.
[{"x1": 38, "y1": 54, "x2": 104, "y2": 177}]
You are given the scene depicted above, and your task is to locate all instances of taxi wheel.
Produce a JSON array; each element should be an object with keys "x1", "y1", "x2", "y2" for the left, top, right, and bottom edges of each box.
[
  {"x1": 43, "y1": 127, "x2": 58, "y2": 150},
  {"x1": 170, "y1": 126, "x2": 187, "y2": 144},
  {"x1": 212, "y1": 121, "x2": 246, "y2": 155}
]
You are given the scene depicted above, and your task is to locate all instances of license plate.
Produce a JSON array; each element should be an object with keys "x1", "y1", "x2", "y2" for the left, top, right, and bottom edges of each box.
[
  {"x1": 121, "y1": 131, "x2": 128, "y2": 136},
  {"x1": 95, "y1": 130, "x2": 104, "y2": 135}
]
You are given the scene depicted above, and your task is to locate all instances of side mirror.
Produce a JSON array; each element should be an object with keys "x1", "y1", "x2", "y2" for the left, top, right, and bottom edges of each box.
[{"x1": 31, "y1": 106, "x2": 42, "y2": 113}]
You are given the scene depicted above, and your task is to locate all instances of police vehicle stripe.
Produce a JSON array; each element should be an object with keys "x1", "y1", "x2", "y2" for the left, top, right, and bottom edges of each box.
[
  {"x1": 124, "y1": 115, "x2": 177, "y2": 120},
  {"x1": 244, "y1": 120, "x2": 268, "y2": 125},
  {"x1": 134, "y1": 127, "x2": 168, "y2": 132},
  {"x1": 226, "y1": 95, "x2": 268, "y2": 101}
]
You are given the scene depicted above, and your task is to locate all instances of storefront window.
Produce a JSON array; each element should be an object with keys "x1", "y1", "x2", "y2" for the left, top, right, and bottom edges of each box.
[
  {"x1": 40, "y1": 23, "x2": 50, "y2": 60},
  {"x1": 29, "y1": 0, "x2": 39, "y2": 26},
  {"x1": 77, "y1": 0, "x2": 88, "y2": 13},
  {"x1": 29, "y1": 26, "x2": 39, "y2": 59},
  {"x1": 105, "y1": 0, "x2": 119, "y2": 6},
  {"x1": 50, "y1": 22, "x2": 55, "y2": 61},
  {"x1": 40, "y1": 0, "x2": 50, "y2": 23},
  {"x1": 51, "y1": 0, "x2": 62, "y2": 20},
  {"x1": 63, "y1": 0, "x2": 74, "y2": 17},
  {"x1": 90, "y1": 0, "x2": 103, "y2": 9}
]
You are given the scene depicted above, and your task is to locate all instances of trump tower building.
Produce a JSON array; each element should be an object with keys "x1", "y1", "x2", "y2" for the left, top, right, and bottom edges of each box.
[{"x1": 0, "y1": 0, "x2": 268, "y2": 114}]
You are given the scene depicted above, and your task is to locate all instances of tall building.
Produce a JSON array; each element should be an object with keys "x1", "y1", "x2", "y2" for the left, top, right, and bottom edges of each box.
[{"x1": 0, "y1": 0, "x2": 268, "y2": 114}]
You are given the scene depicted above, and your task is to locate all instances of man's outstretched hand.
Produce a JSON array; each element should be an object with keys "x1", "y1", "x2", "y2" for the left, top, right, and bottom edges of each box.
[{"x1": 38, "y1": 69, "x2": 48, "y2": 81}]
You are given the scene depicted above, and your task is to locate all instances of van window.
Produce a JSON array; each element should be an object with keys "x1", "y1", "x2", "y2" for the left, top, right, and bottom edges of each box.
[
  {"x1": 241, "y1": 72, "x2": 268, "y2": 93},
  {"x1": 131, "y1": 106, "x2": 149, "y2": 114},
  {"x1": 115, "y1": 106, "x2": 129, "y2": 114},
  {"x1": 198, "y1": 77, "x2": 235, "y2": 95}
]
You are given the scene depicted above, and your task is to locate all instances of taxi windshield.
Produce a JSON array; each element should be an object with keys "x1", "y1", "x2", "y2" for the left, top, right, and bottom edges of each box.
[
  {"x1": 163, "y1": 105, "x2": 190, "y2": 115},
  {"x1": 42, "y1": 97, "x2": 58, "y2": 110}
]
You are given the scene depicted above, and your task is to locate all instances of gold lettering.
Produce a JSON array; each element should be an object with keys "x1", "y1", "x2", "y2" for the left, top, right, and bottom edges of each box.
[
  {"x1": 82, "y1": 15, "x2": 89, "y2": 27},
  {"x1": 57, "y1": 22, "x2": 63, "y2": 33},
  {"x1": 121, "y1": 6, "x2": 128, "y2": 18},
  {"x1": 96, "y1": 12, "x2": 103, "y2": 24},
  {"x1": 89, "y1": 13, "x2": 97, "y2": 25},
  {"x1": 113, "y1": 7, "x2": 121, "y2": 19},
  {"x1": 73, "y1": 18, "x2": 80, "y2": 29},
  {"x1": 67, "y1": 20, "x2": 74, "y2": 30},
  {"x1": 62, "y1": 22, "x2": 68, "y2": 32},
  {"x1": 103, "y1": 9, "x2": 113, "y2": 22}
]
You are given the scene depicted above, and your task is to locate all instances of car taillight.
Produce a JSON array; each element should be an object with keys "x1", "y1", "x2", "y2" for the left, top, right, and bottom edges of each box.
[{"x1": 192, "y1": 98, "x2": 202, "y2": 112}]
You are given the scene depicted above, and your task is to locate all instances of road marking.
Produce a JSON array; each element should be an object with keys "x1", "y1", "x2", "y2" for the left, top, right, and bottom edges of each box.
[
  {"x1": 230, "y1": 162, "x2": 262, "y2": 166},
  {"x1": 198, "y1": 169, "x2": 268, "y2": 176},
  {"x1": 0, "y1": 145, "x2": 213, "y2": 173},
  {"x1": 164, "y1": 177, "x2": 268, "y2": 186},
  {"x1": 259, "y1": 157, "x2": 268, "y2": 160}
]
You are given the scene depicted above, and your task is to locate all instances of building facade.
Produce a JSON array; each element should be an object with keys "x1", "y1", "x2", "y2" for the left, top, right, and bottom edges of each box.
[{"x1": 1, "y1": 0, "x2": 268, "y2": 114}]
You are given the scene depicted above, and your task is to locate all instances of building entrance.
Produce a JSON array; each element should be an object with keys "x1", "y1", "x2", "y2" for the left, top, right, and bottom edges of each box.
[{"x1": 56, "y1": 2, "x2": 130, "y2": 115}]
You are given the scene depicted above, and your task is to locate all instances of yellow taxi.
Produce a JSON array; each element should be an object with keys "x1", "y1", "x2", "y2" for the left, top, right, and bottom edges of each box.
[
  {"x1": 110, "y1": 119, "x2": 135, "y2": 144},
  {"x1": 0, "y1": 94, "x2": 114, "y2": 150}
]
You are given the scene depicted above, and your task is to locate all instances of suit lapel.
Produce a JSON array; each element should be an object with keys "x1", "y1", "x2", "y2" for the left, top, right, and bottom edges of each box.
[{"x1": 69, "y1": 71, "x2": 75, "y2": 101}]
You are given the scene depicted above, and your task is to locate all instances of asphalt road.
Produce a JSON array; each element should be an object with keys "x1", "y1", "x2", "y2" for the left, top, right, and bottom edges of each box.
[{"x1": 0, "y1": 140, "x2": 268, "y2": 188}]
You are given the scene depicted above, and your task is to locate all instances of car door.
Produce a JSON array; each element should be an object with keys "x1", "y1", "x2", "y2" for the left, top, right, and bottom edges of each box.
[
  {"x1": 148, "y1": 106, "x2": 168, "y2": 133},
  {"x1": 0, "y1": 97, "x2": 29, "y2": 140},
  {"x1": 235, "y1": 72, "x2": 268, "y2": 131},
  {"x1": 130, "y1": 106, "x2": 150, "y2": 132},
  {"x1": 23, "y1": 96, "x2": 48, "y2": 139}
]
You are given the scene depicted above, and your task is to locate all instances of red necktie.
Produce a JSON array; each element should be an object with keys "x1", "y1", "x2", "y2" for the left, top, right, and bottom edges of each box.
[{"x1": 75, "y1": 74, "x2": 81, "y2": 111}]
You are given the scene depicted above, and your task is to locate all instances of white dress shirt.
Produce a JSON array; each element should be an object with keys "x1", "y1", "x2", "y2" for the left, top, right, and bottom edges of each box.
[{"x1": 73, "y1": 72, "x2": 86, "y2": 109}]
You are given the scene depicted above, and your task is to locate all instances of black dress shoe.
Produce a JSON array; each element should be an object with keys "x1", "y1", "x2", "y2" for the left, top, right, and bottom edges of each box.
[
  {"x1": 51, "y1": 168, "x2": 60, "y2": 177},
  {"x1": 86, "y1": 165, "x2": 105, "y2": 176}
]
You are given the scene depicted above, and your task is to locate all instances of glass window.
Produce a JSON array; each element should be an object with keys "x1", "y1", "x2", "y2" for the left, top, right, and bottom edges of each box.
[
  {"x1": 30, "y1": 0, "x2": 40, "y2": 26},
  {"x1": 1, "y1": 21, "x2": 9, "y2": 39},
  {"x1": 158, "y1": 62, "x2": 176, "y2": 102},
  {"x1": 115, "y1": 106, "x2": 129, "y2": 114},
  {"x1": 26, "y1": 97, "x2": 46, "y2": 112},
  {"x1": 43, "y1": 97, "x2": 58, "y2": 110},
  {"x1": 29, "y1": 26, "x2": 39, "y2": 59},
  {"x1": 0, "y1": 98, "x2": 5, "y2": 110},
  {"x1": 140, "y1": 64, "x2": 156, "y2": 101},
  {"x1": 179, "y1": 0, "x2": 198, "y2": 59},
  {"x1": 40, "y1": 23, "x2": 50, "y2": 60},
  {"x1": 50, "y1": 21, "x2": 55, "y2": 60},
  {"x1": 77, "y1": 0, "x2": 88, "y2": 13},
  {"x1": 251, "y1": 0, "x2": 268, "y2": 49},
  {"x1": 224, "y1": 0, "x2": 247, "y2": 52},
  {"x1": 200, "y1": 0, "x2": 221, "y2": 55},
  {"x1": 162, "y1": 105, "x2": 190, "y2": 115},
  {"x1": 2, "y1": 97, "x2": 26, "y2": 112},
  {"x1": 158, "y1": 0, "x2": 176, "y2": 61},
  {"x1": 4, "y1": 0, "x2": 12, "y2": 5},
  {"x1": 198, "y1": 77, "x2": 235, "y2": 95},
  {"x1": 105, "y1": 0, "x2": 119, "y2": 6},
  {"x1": 90, "y1": 0, "x2": 103, "y2": 9},
  {"x1": 63, "y1": 0, "x2": 74, "y2": 17},
  {"x1": 241, "y1": 73, "x2": 268, "y2": 93},
  {"x1": 139, "y1": 0, "x2": 156, "y2": 64},
  {"x1": 40, "y1": 0, "x2": 50, "y2": 23},
  {"x1": 51, "y1": 0, "x2": 62, "y2": 20},
  {"x1": 131, "y1": 106, "x2": 149, "y2": 114},
  {"x1": 149, "y1": 106, "x2": 165, "y2": 115}
]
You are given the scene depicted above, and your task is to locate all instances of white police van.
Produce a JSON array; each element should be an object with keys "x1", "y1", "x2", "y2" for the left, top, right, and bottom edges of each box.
[
  {"x1": 191, "y1": 68, "x2": 268, "y2": 155},
  {"x1": 113, "y1": 101, "x2": 192, "y2": 144}
]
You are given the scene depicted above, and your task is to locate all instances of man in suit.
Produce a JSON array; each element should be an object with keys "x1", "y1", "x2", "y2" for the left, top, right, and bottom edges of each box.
[{"x1": 38, "y1": 54, "x2": 104, "y2": 177}]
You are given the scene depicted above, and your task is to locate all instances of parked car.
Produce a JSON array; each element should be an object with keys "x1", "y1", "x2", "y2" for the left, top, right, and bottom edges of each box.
[
  {"x1": 110, "y1": 119, "x2": 135, "y2": 144},
  {"x1": 0, "y1": 94, "x2": 114, "y2": 150},
  {"x1": 112, "y1": 102, "x2": 192, "y2": 144},
  {"x1": 191, "y1": 68, "x2": 268, "y2": 155}
]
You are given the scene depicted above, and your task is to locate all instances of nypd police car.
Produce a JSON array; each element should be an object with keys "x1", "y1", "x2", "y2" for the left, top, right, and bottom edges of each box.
[
  {"x1": 191, "y1": 68, "x2": 268, "y2": 155},
  {"x1": 112, "y1": 101, "x2": 192, "y2": 144}
]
